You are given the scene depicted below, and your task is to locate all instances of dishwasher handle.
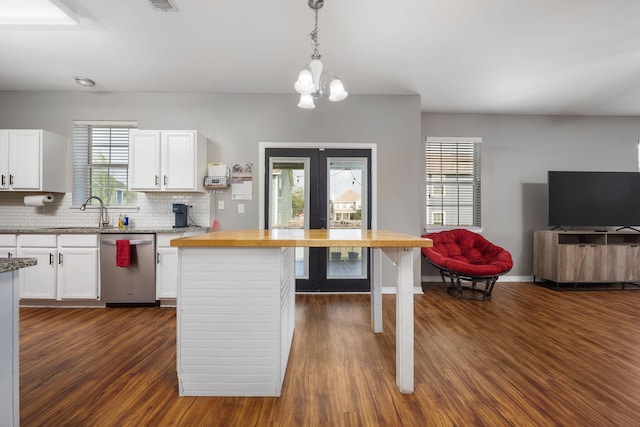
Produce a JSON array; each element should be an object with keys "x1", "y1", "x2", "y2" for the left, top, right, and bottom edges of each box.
[{"x1": 102, "y1": 239, "x2": 154, "y2": 246}]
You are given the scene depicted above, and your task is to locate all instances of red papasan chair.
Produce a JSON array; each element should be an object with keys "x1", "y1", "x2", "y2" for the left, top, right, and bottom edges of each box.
[{"x1": 421, "y1": 229, "x2": 513, "y2": 300}]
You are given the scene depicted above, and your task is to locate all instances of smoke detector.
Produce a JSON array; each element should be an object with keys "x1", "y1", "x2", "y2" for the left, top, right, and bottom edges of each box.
[{"x1": 147, "y1": 0, "x2": 178, "y2": 12}]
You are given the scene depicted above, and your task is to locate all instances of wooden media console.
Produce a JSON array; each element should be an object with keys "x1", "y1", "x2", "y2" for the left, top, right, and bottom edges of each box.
[{"x1": 534, "y1": 230, "x2": 640, "y2": 290}]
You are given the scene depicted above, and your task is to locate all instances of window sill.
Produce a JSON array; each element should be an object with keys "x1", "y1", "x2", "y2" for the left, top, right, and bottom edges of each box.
[{"x1": 424, "y1": 226, "x2": 484, "y2": 234}]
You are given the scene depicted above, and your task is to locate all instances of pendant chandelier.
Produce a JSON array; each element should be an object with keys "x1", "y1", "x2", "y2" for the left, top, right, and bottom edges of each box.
[{"x1": 294, "y1": 0, "x2": 348, "y2": 109}]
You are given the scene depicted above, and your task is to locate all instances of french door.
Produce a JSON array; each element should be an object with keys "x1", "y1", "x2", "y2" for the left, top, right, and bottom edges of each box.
[{"x1": 265, "y1": 148, "x2": 372, "y2": 292}]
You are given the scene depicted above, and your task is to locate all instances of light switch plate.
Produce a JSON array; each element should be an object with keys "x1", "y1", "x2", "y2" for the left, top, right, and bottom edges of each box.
[
  {"x1": 238, "y1": 203, "x2": 245, "y2": 214},
  {"x1": 218, "y1": 200, "x2": 224, "y2": 210}
]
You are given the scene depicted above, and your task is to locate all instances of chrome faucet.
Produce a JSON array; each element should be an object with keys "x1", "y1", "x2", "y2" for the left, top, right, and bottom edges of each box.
[{"x1": 80, "y1": 196, "x2": 110, "y2": 228}]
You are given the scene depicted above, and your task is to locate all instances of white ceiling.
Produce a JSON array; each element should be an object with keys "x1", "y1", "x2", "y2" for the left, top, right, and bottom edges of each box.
[{"x1": 2, "y1": 0, "x2": 640, "y2": 115}]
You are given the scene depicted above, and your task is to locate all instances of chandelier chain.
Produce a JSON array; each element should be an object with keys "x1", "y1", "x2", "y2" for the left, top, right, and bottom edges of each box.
[{"x1": 310, "y1": 8, "x2": 321, "y2": 60}]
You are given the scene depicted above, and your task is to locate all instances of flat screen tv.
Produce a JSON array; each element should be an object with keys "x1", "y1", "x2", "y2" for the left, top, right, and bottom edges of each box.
[{"x1": 548, "y1": 171, "x2": 640, "y2": 229}]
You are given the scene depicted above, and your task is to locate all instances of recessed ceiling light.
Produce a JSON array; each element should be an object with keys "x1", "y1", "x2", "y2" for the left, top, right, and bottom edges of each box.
[
  {"x1": 75, "y1": 77, "x2": 95, "y2": 87},
  {"x1": 0, "y1": 0, "x2": 78, "y2": 25}
]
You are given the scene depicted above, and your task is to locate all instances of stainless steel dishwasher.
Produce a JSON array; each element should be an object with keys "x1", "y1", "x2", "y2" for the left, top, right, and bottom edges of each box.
[{"x1": 100, "y1": 234, "x2": 156, "y2": 305}]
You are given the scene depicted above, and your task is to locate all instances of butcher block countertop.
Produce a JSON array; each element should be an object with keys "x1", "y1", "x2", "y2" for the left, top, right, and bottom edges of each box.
[{"x1": 170, "y1": 229, "x2": 433, "y2": 248}]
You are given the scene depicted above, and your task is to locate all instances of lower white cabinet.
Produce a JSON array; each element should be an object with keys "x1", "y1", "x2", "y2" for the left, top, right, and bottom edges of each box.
[
  {"x1": 17, "y1": 234, "x2": 99, "y2": 300},
  {"x1": 156, "y1": 231, "x2": 205, "y2": 300},
  {"x1": 57, "y1": 235, "x2": 99, "y2": 300},
  {"x1": 0, "y1": 234, "x2": 17, "y2": 259},
  {"x1": 156, "y1": 245, "x2": 179, "y2": 299},
  {"x1": 17, "y1": 234, "x2": 57, "y2": 299}
]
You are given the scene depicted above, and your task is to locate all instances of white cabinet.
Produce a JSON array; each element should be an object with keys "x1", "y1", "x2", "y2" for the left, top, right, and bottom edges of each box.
[
  {"x1": 156, "y1": 234, "x2": 179, "y2": 299},
  {"x1": 128, "y1": 130, "x2": 161, "y2": 190},
  {"x1": 0, "y1": 234, "x2": 17, "y2": 259},
  {"x1": 156, "y1": 231, "x2": 206, "y2": 300},
  {"x1": 17, "y1": 234, "x2": 99, "y2": 300},
  {"x1": 0, "y1": 129, "x2": 67, "y2": 192},
  {"x1": 129, "y1": 130, "x2": 206, "y2": 192},
  {"x1": 17, "y1": 234, "x2": 57, "y2": 299},
  {"x1": 57, "y1": 235, "x2": 99, "y2": 300}
]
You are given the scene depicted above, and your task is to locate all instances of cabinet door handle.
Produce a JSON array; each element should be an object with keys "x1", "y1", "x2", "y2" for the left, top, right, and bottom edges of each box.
[
  {"x1": 9, "y1": 174, "x2": 13, "y2": 185},
  {"x1": 164, "y1": 175, "x2": 168, "y2": 186},
  {"x1": 156, "y1": 252, "x2": 160, "y2": 264},
  {"x1": 155, "y1": 175, "x2": 159, "y2": 186},
  {"x1": 7, "y1": 252, "x2": 12, "y2": 259},
  {"x1": 58, "y1": 253, "x2": 63, "y2": 266},
  {"x1": 49, "y1": 253, "x2": 54, "y2": 266},
  {"x1": 1, "y1": 175, "x2": 5, "y2": 186}
]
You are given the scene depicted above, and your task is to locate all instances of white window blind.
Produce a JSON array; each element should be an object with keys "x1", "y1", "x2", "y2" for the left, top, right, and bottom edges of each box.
[
  {"x1": 73, "y1": 121, "x2": 138, "y2": 206},
  {"x1": 425, "y1": 137, "x2": 481, "y2": 228}
]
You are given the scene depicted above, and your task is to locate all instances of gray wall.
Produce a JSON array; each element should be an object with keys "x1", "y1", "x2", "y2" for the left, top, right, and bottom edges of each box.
[
  {"x1": 5, "y1": 91, "x2": 640, "y2": 280},
  {"x1": 422, "y1": 113, "x2": 640, "y2": 277},
  {"x1": 0, "y1": 91, "x2": 422, "y2": 285}
]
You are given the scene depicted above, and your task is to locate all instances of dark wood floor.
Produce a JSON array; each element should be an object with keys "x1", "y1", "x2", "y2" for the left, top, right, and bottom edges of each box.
[{"x1": 19, "y1": 282, "x2": 640, "y2": 426}]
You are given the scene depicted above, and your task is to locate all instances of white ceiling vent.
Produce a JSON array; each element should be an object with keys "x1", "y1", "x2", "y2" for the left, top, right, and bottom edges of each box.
[{"x1": 147, "y1": 0, "x2": 178, "y2": 12}]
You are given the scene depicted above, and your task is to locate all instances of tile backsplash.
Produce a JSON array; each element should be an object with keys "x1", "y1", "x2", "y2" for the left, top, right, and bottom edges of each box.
[{"x1": 0, "y1": 192, "x2": 212, "y2": 229}]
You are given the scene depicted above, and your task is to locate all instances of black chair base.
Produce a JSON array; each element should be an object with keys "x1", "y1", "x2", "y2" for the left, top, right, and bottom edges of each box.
[{"x1": 439, "y1": 269, "x2": 499, "y2": 301}]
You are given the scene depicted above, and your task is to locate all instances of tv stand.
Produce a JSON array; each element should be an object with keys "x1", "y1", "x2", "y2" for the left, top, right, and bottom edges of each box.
[{"x1": 534, "y1": 230, "x2": 640, "y2": 290}]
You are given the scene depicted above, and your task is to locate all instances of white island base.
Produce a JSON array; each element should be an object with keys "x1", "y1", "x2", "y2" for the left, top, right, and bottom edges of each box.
[
  {"x1": 172, "y1": 229, "x2": 432, "y2": 396},
  {"x1": 177, "y1": 247, "x2": 295, "y2": 396}
]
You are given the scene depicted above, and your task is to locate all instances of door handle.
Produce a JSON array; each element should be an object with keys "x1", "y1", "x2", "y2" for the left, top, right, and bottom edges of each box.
[
  {"x1": 156, "y1": 252, "x2": 160, "y2": 264},
  {"x1": 1, "y1": 175, "x2": 5, "y2": 186},
  {"x1": 49, "y1": 253, "x2": 54, "y2": 266},
  {"x1": 58, "y1": 253, "x2": 63, "y2": 266},
  {"x1": 155, "y1": 175, "x2": 159, "y2": 186},
  {"x1": 102, "y1": 239, "x2": 153, "y2": 246},
  {"x1": 164, "y1": 175, "x2": 168, "y2": 186},
  {"x1": 9, "y1": 174, "x2": 13, "y2": 185}
]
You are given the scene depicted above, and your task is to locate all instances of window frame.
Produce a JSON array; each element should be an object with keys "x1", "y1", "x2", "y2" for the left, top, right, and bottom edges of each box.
[
  {"x1": 72, "y1": 120, "x2": 139, "y2": 207},
  {"x1": 425, "y1": 136, "x2": 481, "y2": 230}
]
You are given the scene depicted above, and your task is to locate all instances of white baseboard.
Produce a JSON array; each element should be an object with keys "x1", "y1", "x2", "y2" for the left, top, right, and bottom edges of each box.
[
  {"x1": 311, "y1": 275, "x2": 534, "y2": 296},
  {"x1": 381, "y1": 286, "x2": 424, "y2": 294}
]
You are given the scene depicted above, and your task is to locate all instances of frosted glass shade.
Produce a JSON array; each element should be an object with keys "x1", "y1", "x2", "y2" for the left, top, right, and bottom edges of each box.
[
  {"x1": 297, "y1": 94, "x2": 315, "y2": 109},
  {"x1": 328, "y1": 78, "x2": 348, "y2": 102},
  {"x1": 294, "y1": 69, "x2": 314, "y2": 94}
]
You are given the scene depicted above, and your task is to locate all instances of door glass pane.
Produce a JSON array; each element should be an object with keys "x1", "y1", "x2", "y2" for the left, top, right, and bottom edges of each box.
[
  {"x1": 269, "y1": 158, "x2": 309, "y2": 278},
  {"x1": 327, "y1": 158, "x2": 367, "y2": 279}
]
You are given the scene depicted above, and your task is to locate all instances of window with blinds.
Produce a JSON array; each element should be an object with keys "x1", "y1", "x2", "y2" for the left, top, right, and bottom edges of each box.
[
  {"x1": 73, "y1": 121, "x2": 138, "y2": 206},
  {"x1": 425, "y1": 137, "x2": 481, "y2": 228}
]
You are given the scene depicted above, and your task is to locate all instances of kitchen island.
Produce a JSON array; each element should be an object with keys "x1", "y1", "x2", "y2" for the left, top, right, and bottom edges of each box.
[
  {"x1": 171, "y1": 229, "x2": 432, "y2": 396},
  {"x1": 1, "y1": 258, "x2": 37, "y2": 427}
]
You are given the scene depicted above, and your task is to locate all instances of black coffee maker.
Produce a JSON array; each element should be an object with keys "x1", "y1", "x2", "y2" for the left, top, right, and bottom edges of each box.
[{"x1": 173, "y1": 203, "x2": 189, "y2": 228}]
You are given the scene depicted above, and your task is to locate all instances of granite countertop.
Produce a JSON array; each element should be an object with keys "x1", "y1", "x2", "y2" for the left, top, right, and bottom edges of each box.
[
  {"x1": 0, "y1": 226, "x2": 209, "y2": 235},
  {"x1": 0, "y1": 258, "x2": 37, "y2": 273}
]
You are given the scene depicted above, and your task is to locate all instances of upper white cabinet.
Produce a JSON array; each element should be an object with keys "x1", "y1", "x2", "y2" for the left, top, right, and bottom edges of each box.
[
  {"x1": 129, "y1": 130, "x2": 206, "y2": 192},
  {"x1": 0, "y1": 129, "x2": 67, "y2": 192}
]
